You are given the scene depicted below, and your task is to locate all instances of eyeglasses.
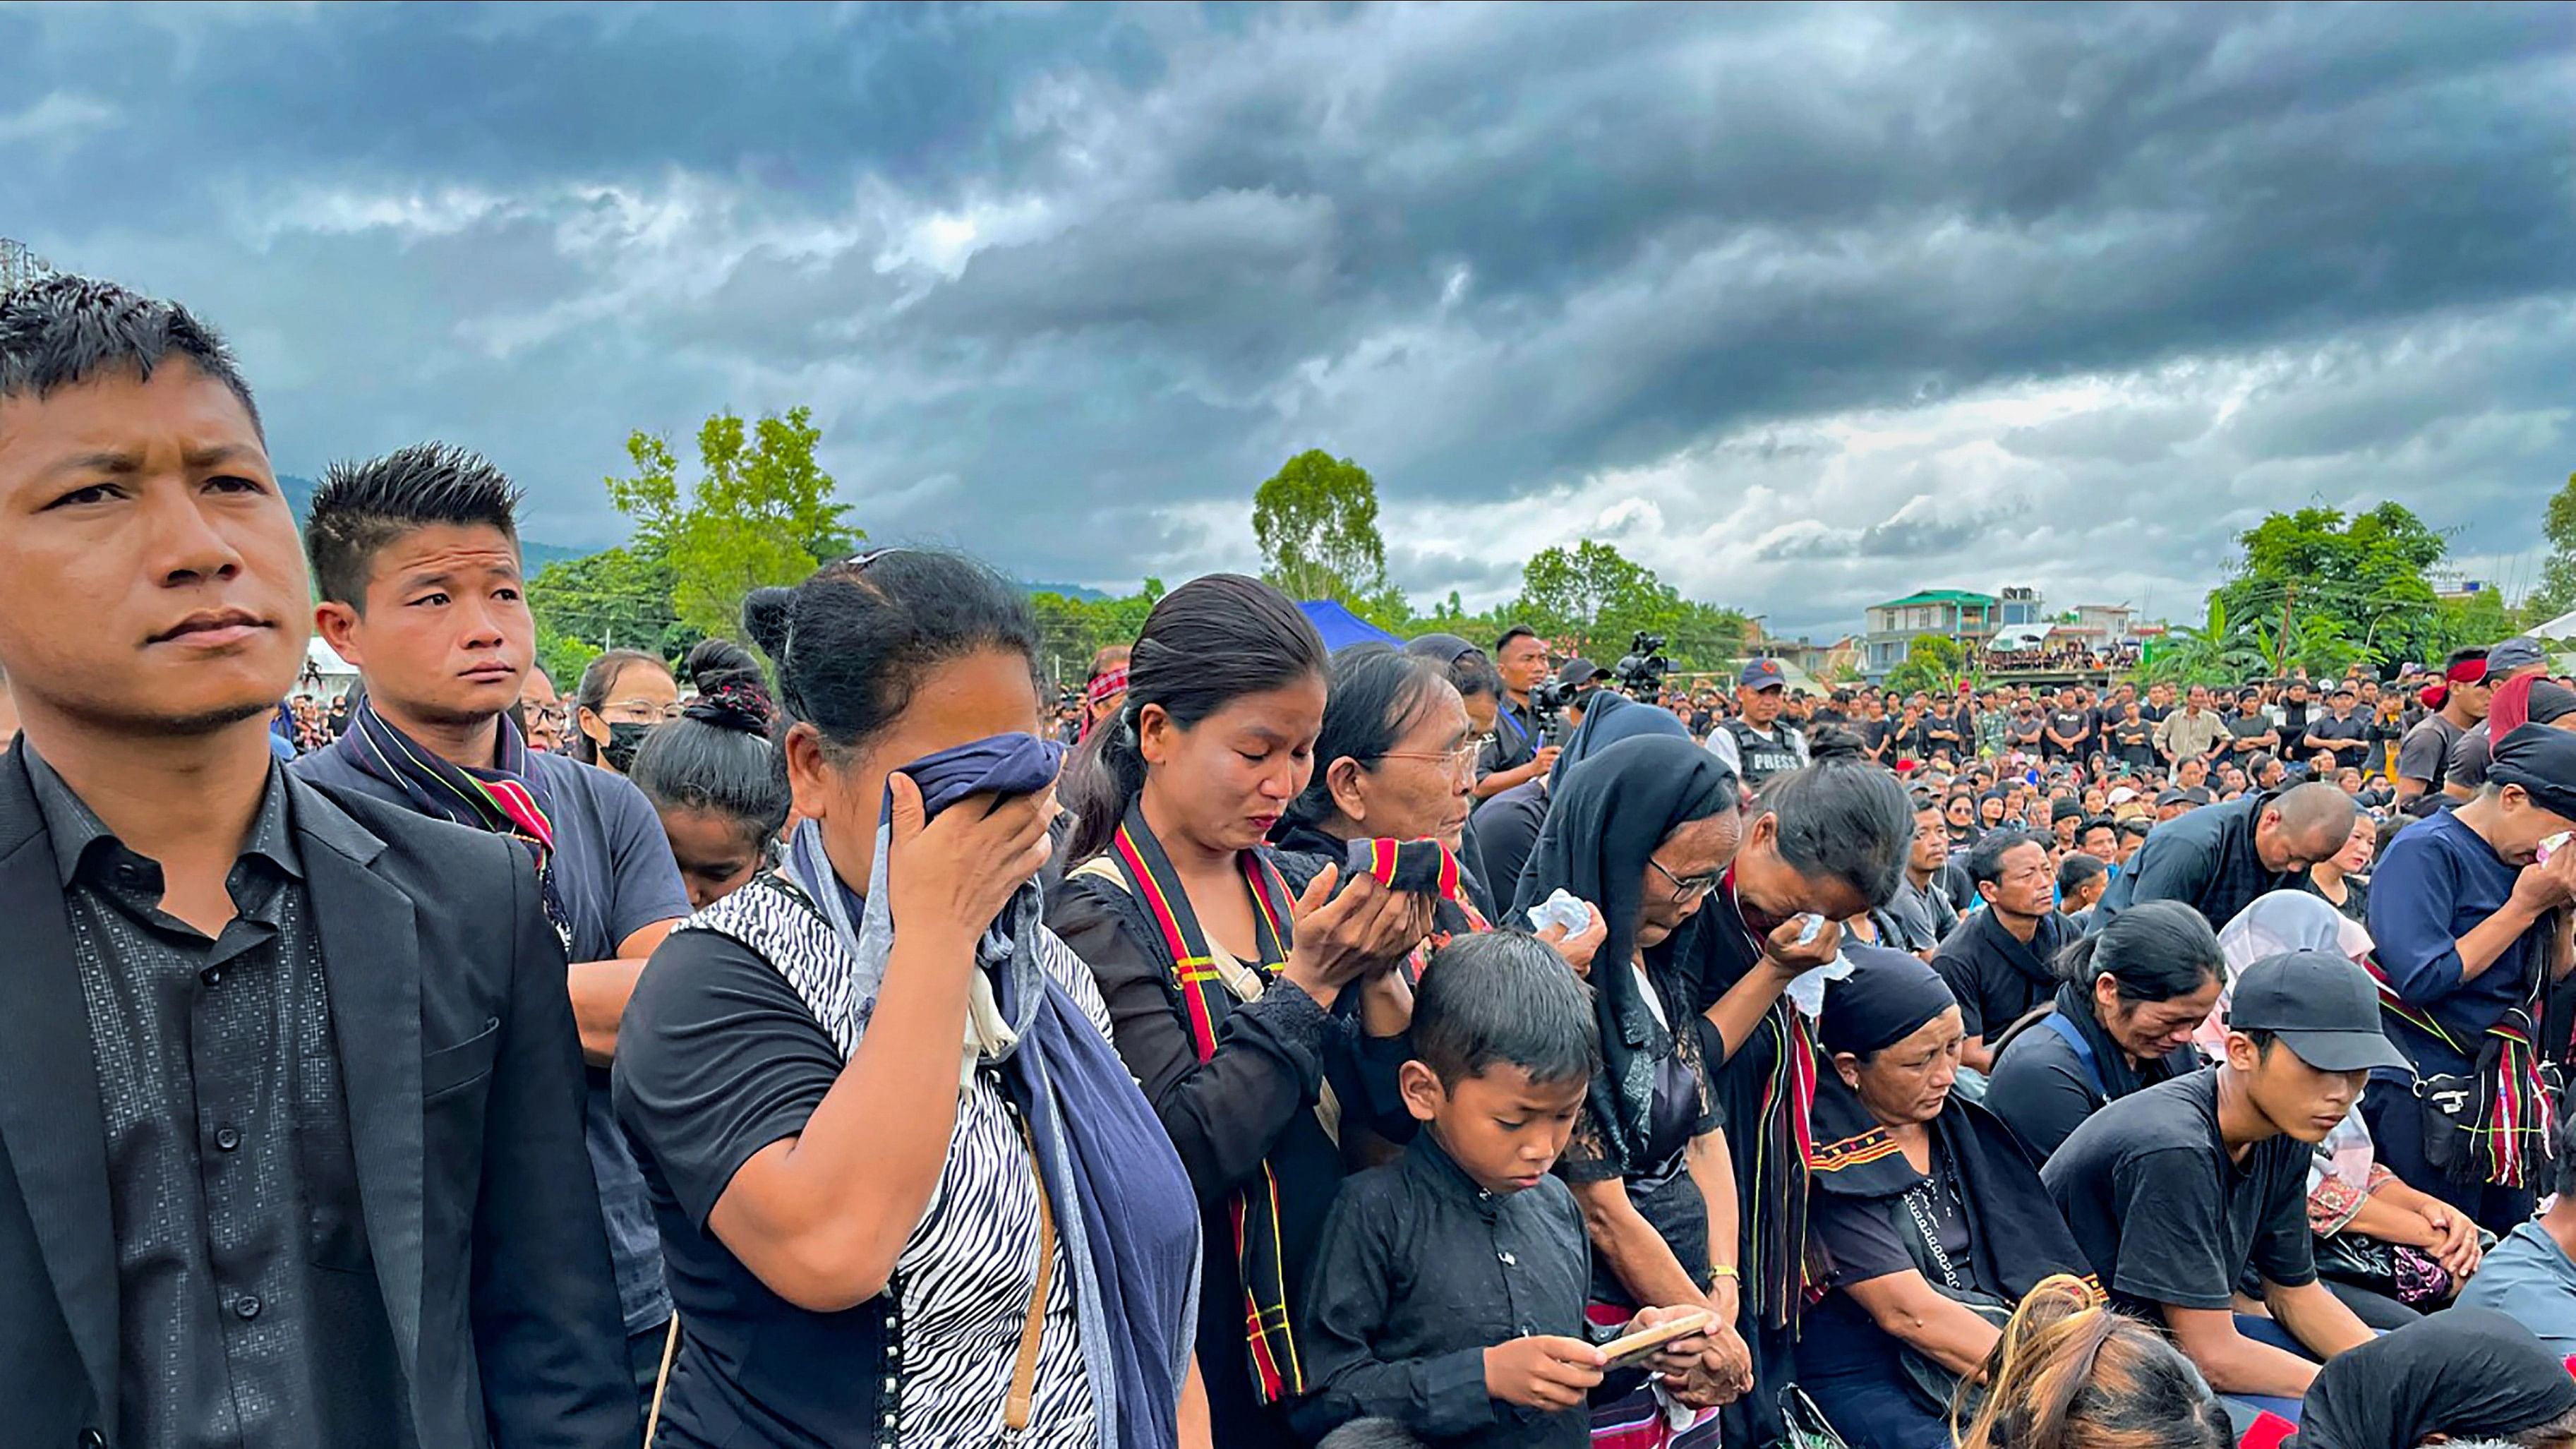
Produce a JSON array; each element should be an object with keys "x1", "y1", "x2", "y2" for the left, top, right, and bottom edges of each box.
[
  {"x1": 1378, "y1": 742, "x2": 1483, "y2": 782},
  {"x1": 603, "y1": 699, "x2": 685, "y2": 722},
  {"x1": 1650, "y1": 857, "x2": 1722, "y2": 904}
]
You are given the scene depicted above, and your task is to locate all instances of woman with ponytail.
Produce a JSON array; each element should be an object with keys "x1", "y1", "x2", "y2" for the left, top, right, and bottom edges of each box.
[
  {"x1": 1951, "y1": 1275, "x2": 2228, "y2": 1449},
  {"x1": 1049, "y1": 575, "x2": 1435, "y2": 1449},
  {"x1": 630, "y1": 637, "x2": 790, "y2": 909},
  {"x1": 614, "y1": 551, "x2": 1205, "y2": 1448},
  {"x1": 1984, "y1": 901, "x2": 2222, "y2": 1160}
]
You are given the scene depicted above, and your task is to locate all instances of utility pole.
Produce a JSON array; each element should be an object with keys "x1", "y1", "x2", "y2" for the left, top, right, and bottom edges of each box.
[
  {"x1": 2276, "y1": 581, "x2": 2297, "y2": 675},
  {"x1": 0, "y1": 237, "x2": 56, "y2": 292}
]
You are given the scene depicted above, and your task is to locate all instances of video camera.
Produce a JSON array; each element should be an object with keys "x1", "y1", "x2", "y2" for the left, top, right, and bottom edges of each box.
[
  {"x1": 1611, "y1": 632, "x2": 1670, "y2": 701},
  {"x1": 1529, "y1": 678, "x2": 1579, "y2": 745}
]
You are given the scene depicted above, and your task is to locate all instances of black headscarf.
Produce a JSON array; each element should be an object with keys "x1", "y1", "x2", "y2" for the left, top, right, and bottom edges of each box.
[
  {"x1": 2488, "y1": 723, "x2": 2576, "y2": 821},
  {"x1": 2297, "y1": 1308, "x2": 2576, "y2": 1449},
  {"x1": 1513, "y1": 734, "x2": 1738, "y2": 1174},
  {"x1": 1808, "y1": 946, "x2": 2095, "y2": 1304}
]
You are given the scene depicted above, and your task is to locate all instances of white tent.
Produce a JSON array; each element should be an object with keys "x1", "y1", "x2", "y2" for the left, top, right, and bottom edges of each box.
[{"x1": 2527, "y1": 608, "x2": 2576, "y2": 642}]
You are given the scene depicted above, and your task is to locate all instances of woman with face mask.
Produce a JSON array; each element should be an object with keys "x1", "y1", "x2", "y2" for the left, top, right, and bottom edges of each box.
[
  {"x1": 1983, "y1": 901, "x2": 2222, "y2": 1160},
  {"x1": 573, "y1": 647, "x2": 679, "y2": 774},
  {"x1": 1050, "y1": 575, "x2": 1433, "y2": 1449}
]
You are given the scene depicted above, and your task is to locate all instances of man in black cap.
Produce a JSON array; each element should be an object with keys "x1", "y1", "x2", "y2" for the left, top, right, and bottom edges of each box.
[
  {"x1": 2364, "y1": 722, "x2": 2576, "y2": 1232},
  {"x1": 1709, "y1": 656, "x2": 1807, "y2": 788},
  {"x1": 2043, "y1": 951, "x2": 2405, "y2": 1417},
  {"x1": 2093, "y1": 781, "x2": 2357, "y2": 934}
]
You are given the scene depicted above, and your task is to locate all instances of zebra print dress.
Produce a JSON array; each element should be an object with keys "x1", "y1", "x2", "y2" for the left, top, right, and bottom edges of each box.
[{"x1": 680, "y1": 874, "x2": 1103, "y2": 1446}]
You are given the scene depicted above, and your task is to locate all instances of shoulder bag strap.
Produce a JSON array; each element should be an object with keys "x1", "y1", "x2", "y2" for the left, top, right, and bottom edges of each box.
[
  {"x1": 1005, "y1": 1112, "x2": 1058, "y2": 1434},
  {"x1": 2041, "y1": 1011, "x2": 2109, "y2": 1100}
]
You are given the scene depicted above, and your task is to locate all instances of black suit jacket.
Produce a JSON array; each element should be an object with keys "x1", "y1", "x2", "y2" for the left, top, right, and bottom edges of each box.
[{"x1": 0, "y1": 750, "x2": 639, "y2": 1449}]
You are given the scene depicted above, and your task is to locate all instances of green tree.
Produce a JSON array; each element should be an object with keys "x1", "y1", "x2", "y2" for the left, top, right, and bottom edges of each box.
[
  {"x1": 2144, "y1": 596, "x2": 2267, "y2": 687},
  {"x1": 2524, "y1": 472, "x2": 2576, "y2": 625},
  {"x1": 2208, "y1": 504, "x2": 2454, "y2": 672},
  {"x1": 605, "y1": 407, "x2": 859, "y2": 643},
  {"x1": 1508, "y1": 541, "x2": 1750, "y2": 671},
  {"x1": 527, "y1": 545, "x2": 687, "y2": 686},
  {"x1": 1252, "y1": 450, "x2": 1390, "y2": 607},
  {"x1": 1885, "y1": 635, "x2": 1970, "y2": 695}
]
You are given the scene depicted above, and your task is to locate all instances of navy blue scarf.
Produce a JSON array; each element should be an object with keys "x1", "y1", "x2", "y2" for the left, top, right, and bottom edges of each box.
[{"x1": 788, "y1": 733, "x2": 1198, "y2": 1449}]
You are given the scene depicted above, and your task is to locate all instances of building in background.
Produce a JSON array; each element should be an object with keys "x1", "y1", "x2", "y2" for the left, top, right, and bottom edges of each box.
[{"x1": 1864, "y1": 589, "x2": 1999, "y2": 676}]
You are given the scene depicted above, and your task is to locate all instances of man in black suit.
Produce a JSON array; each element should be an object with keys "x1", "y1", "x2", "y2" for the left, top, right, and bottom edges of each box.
[{"x1": 0, "y1": 275, "x2": 636, "y2": 1448}]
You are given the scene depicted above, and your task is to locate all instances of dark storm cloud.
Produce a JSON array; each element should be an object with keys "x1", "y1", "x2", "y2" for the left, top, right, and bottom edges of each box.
[{"x1": 3, "y1": 1, "x2": 2568, "y2": 615}]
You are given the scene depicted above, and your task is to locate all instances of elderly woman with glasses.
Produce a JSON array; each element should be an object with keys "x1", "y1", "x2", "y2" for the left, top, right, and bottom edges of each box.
[{"x1": 1512, "y1": 734, "x2": 1759, "y2": 1443}]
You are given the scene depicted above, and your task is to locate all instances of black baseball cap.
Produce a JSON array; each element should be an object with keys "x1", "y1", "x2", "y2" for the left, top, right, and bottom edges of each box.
[
  {"x1": 1558, "y1": 658, "x2": 1611, "y2": 689},
  {"x1": 2225, "y1": 951, "x2": 2410, "y2": 1073}
]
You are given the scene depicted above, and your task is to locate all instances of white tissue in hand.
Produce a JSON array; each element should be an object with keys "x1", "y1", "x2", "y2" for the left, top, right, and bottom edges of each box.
[
  {"x1": 1526, "y1": 889, "x2": 1591, "y2": 937},
  {"x1": 1783, "y1": 950, "x2": 1858, "y2": 1019}
]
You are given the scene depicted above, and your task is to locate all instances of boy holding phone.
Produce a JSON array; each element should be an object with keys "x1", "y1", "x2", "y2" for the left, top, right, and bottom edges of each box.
[{"x1": 1290, "y1": 934, "x2": 1707, "y2": 1448}]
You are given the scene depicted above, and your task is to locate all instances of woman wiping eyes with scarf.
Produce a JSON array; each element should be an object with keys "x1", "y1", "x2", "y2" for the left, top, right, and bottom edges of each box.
[
  {"x1": 1051, "y1": 575, "x2": 1436, "y2": 1449},
  {"x1": 613, "y1": 551, "x2": 1205, "y2": 1449}
]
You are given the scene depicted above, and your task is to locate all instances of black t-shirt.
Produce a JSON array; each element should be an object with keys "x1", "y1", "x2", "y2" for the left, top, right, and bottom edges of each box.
[
  {"x1": 2005, "y1": 716, "x2": 2045, "y2": 750},
  {"x1": 2224, "y1": 712, "x2": 2277, "y2": 750},
  {"x1": 1985, "y1": 1011, "x2": 2199, "y2": 1162},
  {"x1": 2039, "y1": 1069, "x2": 2316, "y2": 1317},
  {"x1": 1802, "y1": 1140, "x2": 1981, "y2": 1382},
  {"x1": 2305, "y1": 714, "x2": 2369, "y2": 760},
  {"x1": 2139, "y1": 702, "x2": 2170, "y2": 725},
  {"x1": 2045, "y1": 709, "x2": 2093, "y2": 757},
  {"x1": 613, "y1": 925, "x2": 891, "y2": 1445},
  {"x1": 1930, "y1": 910, "x2": 2069, "y2": 1043},
  {"x1": 2278, "y1": 700, "x2": 2311, "y2": 733},
  {"x1": 2111, "y1": 717, "x2": 2155, "y2": 764}
]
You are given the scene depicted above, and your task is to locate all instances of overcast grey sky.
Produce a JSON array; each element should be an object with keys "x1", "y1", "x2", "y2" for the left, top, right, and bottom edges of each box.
[{"x1": 6, "y1": 1, "x2": 2569, "y2": 637}]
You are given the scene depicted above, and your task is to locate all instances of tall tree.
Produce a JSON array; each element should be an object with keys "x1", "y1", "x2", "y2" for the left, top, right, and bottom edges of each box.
[
  {"x1": 2524, "y1": 472, "x2": 2576, "y2": 627},
  {"x1": 605, "y1": 407, "x2": 859, "y2": 643},
  {"x1": 1508, "y1": 541, "x2": 1750, "y2": 670},
  {"x1": 527, "y1": 545, "x2": 686, "y2": 685},
  {"x1": 1886, "y1": 635, "x2": 1970, "y2": 696},
  {"x1": 2208, "y1": 503, "x2": 2457, "y2": 672},
  {"x1": 1252, "y1": 450, "x2": 1390, "y2": 606}
]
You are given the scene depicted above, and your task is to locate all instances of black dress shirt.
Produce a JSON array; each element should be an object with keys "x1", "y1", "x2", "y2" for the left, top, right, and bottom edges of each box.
[
  {"x1": 1291, "y1": 1134, "x2": 1601, "y2": 1449},
  {"x1": 23, "y1": 745, "x2": 407, "y2": 1449}
]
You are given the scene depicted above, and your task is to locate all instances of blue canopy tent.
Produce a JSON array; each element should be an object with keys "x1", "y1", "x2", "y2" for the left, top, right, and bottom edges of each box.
[{"x1": 1298, "y1": 599, "x2": 1401, "y2": 653}]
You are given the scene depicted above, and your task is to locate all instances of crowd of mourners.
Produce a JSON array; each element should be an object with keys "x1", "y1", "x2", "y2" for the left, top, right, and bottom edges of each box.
[{"x1": 1, "y1": 273, "x2": 2572, "y2": 1449}]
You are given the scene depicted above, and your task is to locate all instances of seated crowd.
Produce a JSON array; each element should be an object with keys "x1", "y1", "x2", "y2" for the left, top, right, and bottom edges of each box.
[{"x1": 4, "y1": 273, "x2": 2575, "y2": 1449}]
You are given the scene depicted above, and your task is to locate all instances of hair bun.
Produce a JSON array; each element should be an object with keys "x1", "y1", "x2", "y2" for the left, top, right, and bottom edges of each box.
[
  {"x1": 742, "y1": 587, "x2": 795, "y2": 659},
  {"x1": 1806, "y1": 724, "x2": 1867, "y2": 763},
  {"x1": 683, "y1": 680, "x2": 772, "y2": 735}
]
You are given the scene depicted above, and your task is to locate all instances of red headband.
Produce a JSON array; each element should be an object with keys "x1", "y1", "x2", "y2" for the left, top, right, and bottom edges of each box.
[
  {"x1": 1085, "y1": 665, "x2": 1129, "y2": 707},
  {"x1": 2447, "y1": 658, "x2": 2490, "y2": 685}
]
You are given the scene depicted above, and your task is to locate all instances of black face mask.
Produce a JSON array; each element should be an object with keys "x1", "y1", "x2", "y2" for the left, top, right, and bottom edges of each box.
[{"x1": 601, "y1": 721, "x2": 653, "y2": 772}]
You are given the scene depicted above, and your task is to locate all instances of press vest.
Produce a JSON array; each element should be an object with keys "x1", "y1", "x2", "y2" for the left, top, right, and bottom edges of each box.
[{"x1": 1723, "y1": 719, "x2": 1805, "y2": 787}]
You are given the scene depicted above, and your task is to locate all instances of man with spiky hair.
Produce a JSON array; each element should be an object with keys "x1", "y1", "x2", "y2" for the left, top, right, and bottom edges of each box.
[
  {"x1": 0, "y1": 275, "x2": 636, "y2": 1448},
  {"x1": 296, "y1": 442, "x2": 692, "y2": 1407}
]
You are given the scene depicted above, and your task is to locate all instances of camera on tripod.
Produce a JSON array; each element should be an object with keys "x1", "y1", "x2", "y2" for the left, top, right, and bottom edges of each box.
[
  {"x1": 1611, "y1": 632, "x2": 1670, "y2": 701},
  {"x1": 1529, "y1": 677, "x2": 1579, "y2": 743}
]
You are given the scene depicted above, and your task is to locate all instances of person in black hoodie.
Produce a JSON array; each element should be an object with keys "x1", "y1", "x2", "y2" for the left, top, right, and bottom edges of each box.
[
  {"x1": 1934, "y1": 829, "x2": 2074, "y2": 1073},
  {"x1": 1985, "y1": 902, "x2": 2222, "y2": 1160}
]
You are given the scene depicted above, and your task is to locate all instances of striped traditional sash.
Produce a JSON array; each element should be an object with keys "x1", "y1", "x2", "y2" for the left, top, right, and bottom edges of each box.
[
  {"x1": 1108, "y1": 805, "x2": 1306, "y2": 1405},
  {"x1": 2362, "y1": 959, "x2": 2558, "y2": 1189}
]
